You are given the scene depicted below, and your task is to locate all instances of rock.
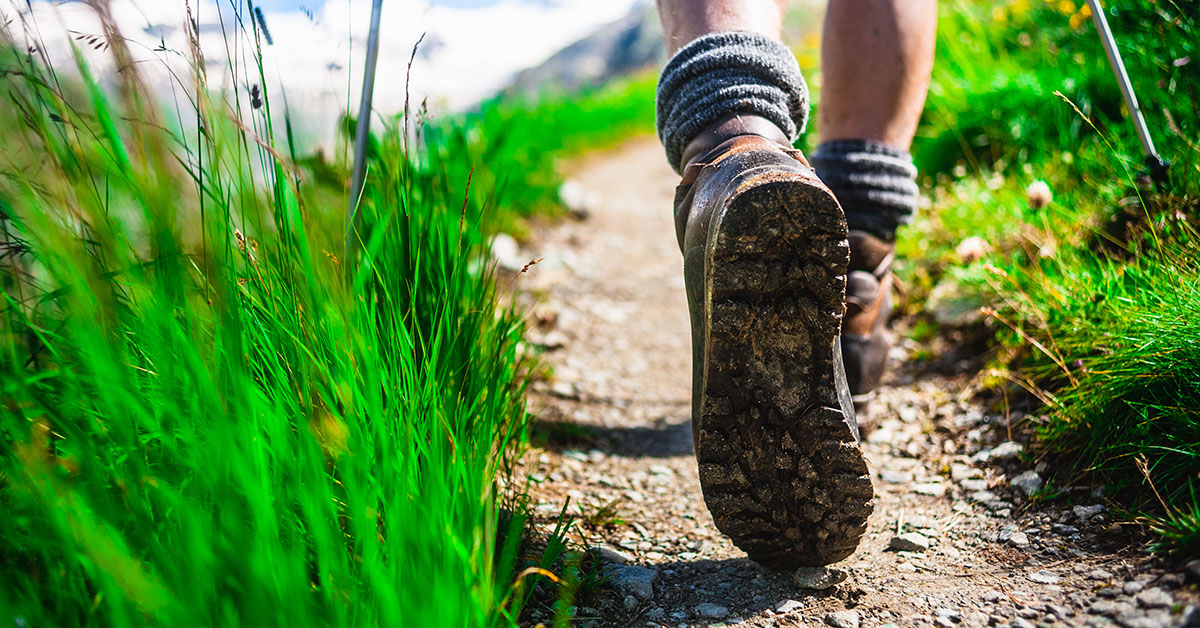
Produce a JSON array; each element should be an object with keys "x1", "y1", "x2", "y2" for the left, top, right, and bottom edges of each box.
[
  {"x1": 951, "y1": 463, "x2": 981, "y2": 481},
  {"x1": 1116, "y1": 608, "x2": 1173, "y2": 628},
  {"x1": 990, "y1": 441, "x2": 1025, "y2": 461},
  {"x1": 529, "y1": 330, "x2": 568, "y2": 350},
  {"x1": 606, "y1": 565, "x2": 658, "y2": 601},
  {"x1": 1052, "y1": 523, "x2": 1080, "y2": 535},
  {"x1": 506, "y1": 3, "x2": 665, "y2": 95},
  {"x1": 934, "y1": 608, "x2": 962, "y2": 623},
  {"x1": 1046, "y1": 603, "x2": 1073, "y2": 619},
  {"x1": 1185, "y1": 559, "x2": 1200, "y2": 583},
  {"x1": 775, "y1": 599, "x2": 805, "y2": 613},
  {"x1": 645, "y1": 607, "x2": 666, "y2": 621},
  {"x1": 1010, "y1": 618, "x2": 1036, "y2": 628},
  {"x1": 1123, "y1": 581, "x2": 1146, "y2": 595},
  {"x1": 1008, "y1": 532, "x2": 1030, "y2": 547},
  {"x1": 694, "y1": 603, "x2": 729, "y2": 620},
  {"x1": 550, "y1": 380, "x2": 577, "y2": 399},
  {"x1": 623, "y1": 595, "x2": 638, "y2": 611},
  {"x1": 648, "y1": 464, "x2": 673, "y2": 476},
  {"x1": 558, "y1": 180, "x2": 592, "y2": 220},
  {"x1": 914, "y1": 482, "x2": 947, "y2": 497},
  {"x1": 1029, "y1": 570, "x2": 1061, "y2": 584},
  {"x1": 589, "y1": 543, "x2": 634, "y2": 565},
  {"x1": 1093, "y1": 600, "x2": 1136, "y2": 617},
  {"x1": 1135, "y1": 588, "x2": 1172, "y2": 609},
  {"x1": 490, "y1": 233, "x2": 524, "y2": 271},
  {"x1": 793, "y1": 566, "x2": 847, "y2": 590},
  {"x1": 1011, "y1": 470, "x2": 1044, "y2": 496},
  {"x1": 970, "y1": 490, "x2": 999, "y2": 503},
  {"x1": 1074, "y1": 504, "x2": 1106, "y2": 520},
  {"x1": 960, "y1": 479, "x2": 990, "y2": 491},
  {"x1": 1089, "y1": 569, "x2": 1115, "y2": 581},
  {"x1": 890, "y1": 532, "x2": 932, "y2": 552},
  {"x1": 825, "y1": 610, "x2": 860, "y2": 628},
  {"x1": 880, "y1": 469, "x2": 913, "y2": 484}
]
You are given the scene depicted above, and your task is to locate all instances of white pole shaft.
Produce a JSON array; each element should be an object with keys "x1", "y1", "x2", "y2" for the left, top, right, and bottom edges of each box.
[{"x1": 1085, "y1": 0, "x2": 1159, "y2": 161}]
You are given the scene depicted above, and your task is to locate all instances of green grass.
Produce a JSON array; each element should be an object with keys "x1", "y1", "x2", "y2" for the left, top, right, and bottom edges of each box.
[
  {"x1": 898, "y1": 0, "x2": 1200, "y2": 556},
  {"x1": 419, "y1": 73, "x2": 658, "y2": 239},
  {"x1": 0, "y1": 7, "x2": 541, "y2": 626}
]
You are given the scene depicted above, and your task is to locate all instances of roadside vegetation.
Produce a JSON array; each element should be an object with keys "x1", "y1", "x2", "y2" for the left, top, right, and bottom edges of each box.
[
  {"x1": 902, "y1": 0, "x2": 1199, "y2": 557},
  {"x1": 0, "y1": 7, "x2": 536, "y2": 626}
]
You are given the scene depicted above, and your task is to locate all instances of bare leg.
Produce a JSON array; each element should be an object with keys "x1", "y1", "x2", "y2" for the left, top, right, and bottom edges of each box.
[
  {"x1": 657, "y1": 0, "x2": 788, "y2": 56},
  {"x1": 819, "y1": 0, "x2": 938, "y2": 149}
]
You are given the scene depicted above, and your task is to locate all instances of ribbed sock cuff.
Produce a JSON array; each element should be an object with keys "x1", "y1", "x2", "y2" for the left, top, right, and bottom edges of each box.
[
  {"x1": 656, "y1": 31, "x2": 809, "y2": 173},
  {"x1": 811, "y1": 140, "x2": 919, "y2": 240}
]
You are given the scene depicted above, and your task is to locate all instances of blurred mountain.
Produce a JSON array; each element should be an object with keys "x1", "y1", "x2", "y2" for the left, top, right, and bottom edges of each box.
[{"x1": 504, "y1": 2, "x2": 664, "y2": 95}]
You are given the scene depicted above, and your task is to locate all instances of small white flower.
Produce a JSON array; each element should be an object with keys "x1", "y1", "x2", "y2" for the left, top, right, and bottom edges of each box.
[
  {"x1": 1027, "y1": 180, "x2": 1052, "y2": 209},
  {"x1": 955, "y1": 236, "x2": 992, "y2": 263}
]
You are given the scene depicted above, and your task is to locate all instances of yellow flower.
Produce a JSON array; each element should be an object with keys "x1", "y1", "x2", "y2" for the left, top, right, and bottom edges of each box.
[
  {"x1": 1069, "y1": 3, "x2": 1092, "y2": 29},
  {"x1": 1058, "y1": 0, "x2": 1076, "y2": 14},
  {"x1": 993, "y1": 5, "x2": 1008, "y2": 23},
  {"x1": 1011, "y1": 0, "x2": 1033, "y2": 16}
]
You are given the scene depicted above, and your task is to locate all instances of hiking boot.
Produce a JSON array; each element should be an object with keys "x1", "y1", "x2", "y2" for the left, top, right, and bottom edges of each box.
[
  {"x1": 842, "y1": 231, "x2": 895, "y2": 409},
  {"x1": 674, "y1": 115, "x2": 874, "y2": 569}
]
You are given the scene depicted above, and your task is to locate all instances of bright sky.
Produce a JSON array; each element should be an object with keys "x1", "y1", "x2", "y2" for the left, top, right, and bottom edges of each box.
[{"x1": 4, "y1": 0, "x2": 644, "y2": 147}]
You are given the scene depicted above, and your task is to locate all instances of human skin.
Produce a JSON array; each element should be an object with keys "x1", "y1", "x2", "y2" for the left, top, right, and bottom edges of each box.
[{"x1": 655, "y1": 0, "x2": 938, "y2": 150}]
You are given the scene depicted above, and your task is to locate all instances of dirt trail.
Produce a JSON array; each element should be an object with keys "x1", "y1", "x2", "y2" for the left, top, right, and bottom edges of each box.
[{"x1": 515, "y1": 137, "x2": 1198, "y2": 628}]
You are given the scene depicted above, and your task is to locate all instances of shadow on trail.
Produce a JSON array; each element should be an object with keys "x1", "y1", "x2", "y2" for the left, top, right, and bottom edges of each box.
[
  {"x1": 530, "y1": 415, "x2": 695, "y2": 458},
  {"x1": 618, "y1": 556, "x2": 851, "y2": 625}
]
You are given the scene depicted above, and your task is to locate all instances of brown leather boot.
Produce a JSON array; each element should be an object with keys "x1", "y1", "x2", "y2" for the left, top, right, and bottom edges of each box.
[
  {"x1": 674, "y1": 114, "x2": 873, "y2": 569},
  {"x1": 842, "y1": 231, "x2": 895, "y2": 406}
]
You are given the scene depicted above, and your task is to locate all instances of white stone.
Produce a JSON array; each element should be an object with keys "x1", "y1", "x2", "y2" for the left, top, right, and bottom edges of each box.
[
  {"x1": 1028, "y1": 570, "x2": 1061, "y2": 584},
  {"x1": 890, "y1": 532, "x2": 931, "y2": 552},
  {"x1": 990, "y1": 441, "x2": 1025, "y2": 461},
  {"x1": 913, "y1": 482, "x2": 947, "y2": 498},
  {"x1": 825, "y1": 610, "x2": 860, "y2": 628},
  {"x1": 1011, "y1": 470, "x2": 1044, "y2": 496},
  {"x1": 775, "y1": 599, "x2": 805, "y2": 613}
]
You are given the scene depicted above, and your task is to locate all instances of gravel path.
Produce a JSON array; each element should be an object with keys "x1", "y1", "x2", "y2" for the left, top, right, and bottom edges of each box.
[{"x1": 512, "y1": 137, "x2": 1199, "y2": 628}]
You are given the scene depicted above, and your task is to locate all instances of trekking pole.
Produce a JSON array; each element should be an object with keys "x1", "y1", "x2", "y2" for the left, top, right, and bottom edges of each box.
[
  {"x1": 344, "y1": 0, "x2": 385, "y2": 269},
  {"x1": 1084, "y1": 0, "x2": 1169, "y2": 185}
]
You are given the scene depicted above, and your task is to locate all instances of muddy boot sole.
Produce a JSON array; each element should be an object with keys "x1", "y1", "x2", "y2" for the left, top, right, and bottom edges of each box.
[{"x1": 691, "y1": 172, "x2": 874, "y2": 569}]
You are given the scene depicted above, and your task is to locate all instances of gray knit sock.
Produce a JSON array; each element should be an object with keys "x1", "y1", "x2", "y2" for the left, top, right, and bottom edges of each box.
[
  {"x1": 810, "y1": 140, "x2": 919, "y2": 240},
  {"x1": 656, "y1": 31, "x2": 809, "y2": 173}
]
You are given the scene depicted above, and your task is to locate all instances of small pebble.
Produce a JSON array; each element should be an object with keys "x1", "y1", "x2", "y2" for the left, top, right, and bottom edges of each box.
[
  {"x1": 775, "y1": 599, "x2": 804, "y2": 613},
  {"x1": 1135, "y1": 587, "x2": 1172, "y2": 609},
  {"x1": 793, "y1": 566, "x2": 847, "y2": 590},
  {"x1": 990, "y1": 441, "x2": 1025, "y2": 460},
  {"x1": 914, "y1": 482, "x2": 947, "y2": 497},
  {"x1": 1010, "y1": 470, "x2": 1044, "y2": 496},
  {"x1": 825, "y1": 610, "x2": 860, "y2": 628},
  {"x1": 1028, "y1": 570, "x2": 1061, "y2": 584},
  {"x1": 890, "y1": 532, "x2": 932, "y2": 552},
  {"x1": 694, "y1": 603, "x2": 729, "y2": 620}
]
